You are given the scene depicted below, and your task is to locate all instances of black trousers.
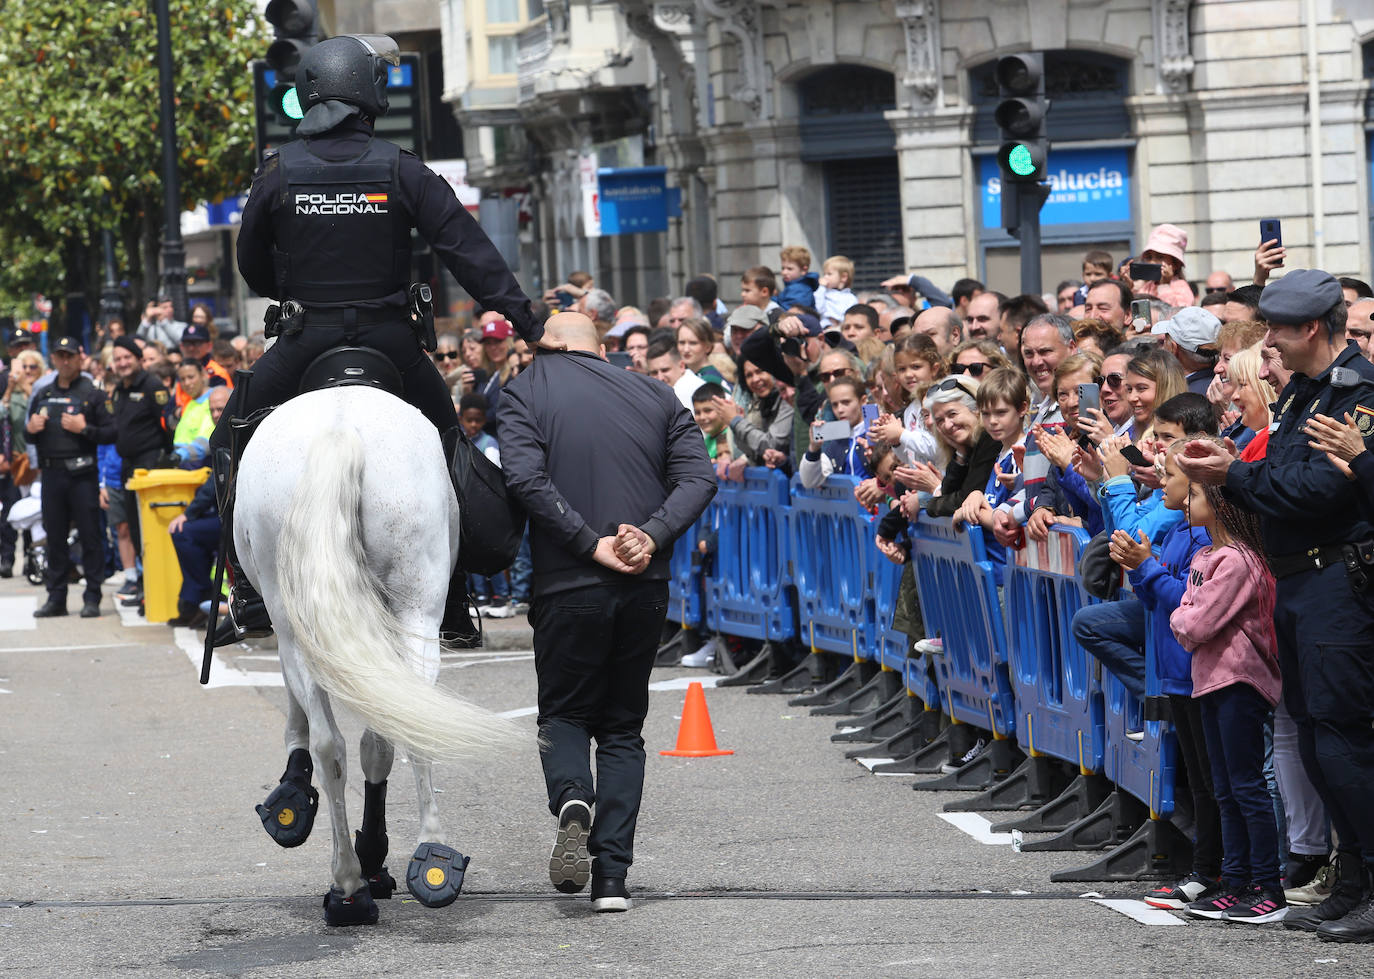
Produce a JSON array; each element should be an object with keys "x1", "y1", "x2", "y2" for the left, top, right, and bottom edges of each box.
[
  {"x1": 40, "y1": 465, "x2": 103, "y2": 606},
  {"x1": 208, "y1": 323, "x2": 457, "y2": 454},
  {"x1": 1170, "y1": 693, "x2": 1224, "y2": 880},
  {"x1": 0, "y1": 475, "x2": 18, "y2": 567},
  {"x1": 1275, "y1": 563, "x2": 1374, "y2": 870},
  {"x1": 531, "y1": 579, "x2": 670, "y2": 880}
]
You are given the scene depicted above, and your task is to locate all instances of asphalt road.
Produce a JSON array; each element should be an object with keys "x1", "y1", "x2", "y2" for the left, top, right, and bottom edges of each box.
[{"x1": 1, "y1": 574, "x2": 1369, "y2": 977}]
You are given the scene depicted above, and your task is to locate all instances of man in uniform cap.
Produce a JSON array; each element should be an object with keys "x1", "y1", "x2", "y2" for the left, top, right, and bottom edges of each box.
[
  {"x1": 8, "y1": 328, "x2": 33, "y2": 355},
  {"x1": 1178, "y1": 269, "x2": 1374, "y2": 938}
]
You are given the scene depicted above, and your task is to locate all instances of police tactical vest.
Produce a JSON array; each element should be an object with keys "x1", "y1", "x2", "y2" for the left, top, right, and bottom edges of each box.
[
  {"x1": 273, "y1": 138, "x2": 411, "y2": 305},
  {"x1": 35, "y1": 378, "x2": 97, "y2": 459}
]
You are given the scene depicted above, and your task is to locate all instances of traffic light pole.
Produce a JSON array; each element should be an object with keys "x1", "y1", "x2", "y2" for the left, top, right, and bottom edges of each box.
[
  {"x1": 1016, "y1": 181, "x2": 1052, "y2": 297},
  {"x1": 154, "y1": 0, "x2": 187, "y2": 323}
]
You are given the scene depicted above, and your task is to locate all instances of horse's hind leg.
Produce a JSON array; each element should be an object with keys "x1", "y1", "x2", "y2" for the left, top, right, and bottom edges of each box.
[
  {"x1": 255, "y1": 683, "x2": 318, "y2": 848},
  {"x1": 403, "y1": 749, "x2": 469, "y2": 908},
  {"x1": 276, "y1": 627, "x2": 376, "y2": 926},
  {"x1": 354, "y1": 729, "x2": 398, "y2": 899}
]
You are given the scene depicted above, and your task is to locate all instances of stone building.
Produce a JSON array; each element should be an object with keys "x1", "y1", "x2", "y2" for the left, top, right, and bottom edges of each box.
[{"x1": 454, "y1": 1, "x2": 1374, "y2": 305}]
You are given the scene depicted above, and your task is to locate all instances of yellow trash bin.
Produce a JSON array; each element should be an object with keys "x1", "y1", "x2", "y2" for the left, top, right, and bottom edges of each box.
[{"x1": 125, "y1": 468, "x2": 211, "y2": 624}]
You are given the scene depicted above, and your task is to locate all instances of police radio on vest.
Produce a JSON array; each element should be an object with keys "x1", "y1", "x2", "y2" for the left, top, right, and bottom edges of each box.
[{"x1": 294, "y1": 192, "x2": 390, "y2": 215}]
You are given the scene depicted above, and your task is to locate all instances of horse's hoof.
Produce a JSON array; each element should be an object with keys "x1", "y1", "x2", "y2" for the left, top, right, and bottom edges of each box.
[
  {"x1": 255, "y1": 779, "x2": 318, "y2": 848},
  {"x1": 322, "y1": 885, "x2": 379, "y2": 926},
  {"x1": 366, "y1": 867, "x2": 397, "y2": 900},
  {"x1": 405, "y1": 842, "x2": 469, "y2": 908}
]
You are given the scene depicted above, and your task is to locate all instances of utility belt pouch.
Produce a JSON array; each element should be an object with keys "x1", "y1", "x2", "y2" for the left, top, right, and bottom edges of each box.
[
  {"x1": 409, "y1": 282, "x2": 436, "y2": 352},
  {"x1": 1343, "y1": 541, "x2": 1373, "y2": 592},
  {"x1": 262, "y1": 303, "x2": 282, "y2": 339},
  {"x1": 278, "y1": 300, "x2": 305, "y2": 337}
]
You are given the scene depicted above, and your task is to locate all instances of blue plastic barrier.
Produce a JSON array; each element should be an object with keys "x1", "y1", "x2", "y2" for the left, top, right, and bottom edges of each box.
[
  {"x1": 869, "y1": 545, "x2": 909, "y2": 672},
  {"x1": 667, "y1": 500, "x2": 720, "y2": 629},
  {"x1": 908, "y1": 515, "x2": 1016, "y2": 738},
  {"x1": 704, "y1": 468, "x2": 795, "y2": 641},
  {"x1": 1003, "y1": 527, "x2": 1106, "y2": 775},
  {"x1": 1102, "y1": 600, "x2": 1178, "y2": 818},
  {"x1": 789, "y1": 475, "x2": 872, "y2": 659}
]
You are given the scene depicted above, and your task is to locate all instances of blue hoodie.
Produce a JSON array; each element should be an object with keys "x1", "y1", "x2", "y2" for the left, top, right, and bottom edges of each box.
[
  {"x1": 1099, "y1": 477, "x2": 1183, "y2": 544},
  {"x1": 777, "y1": 270, "x2": 819, "y2": 310},
  {"x1": 1126, "y1": 520, "x2": 1211, "y2": 696}
]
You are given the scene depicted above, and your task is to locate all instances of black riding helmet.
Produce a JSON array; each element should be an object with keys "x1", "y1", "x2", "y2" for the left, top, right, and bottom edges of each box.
[{"x1": 297, "y1": 34, "x2": 400, "y2": 119}]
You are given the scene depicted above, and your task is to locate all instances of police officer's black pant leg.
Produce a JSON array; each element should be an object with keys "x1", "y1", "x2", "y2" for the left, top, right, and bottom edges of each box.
[
  {"x1": 0, "y1": 476, "x2": 19, "y2": 568},
  {"x1": 71, "y1": 475, "x2": 104, "y2": 606},
  {"x1": 39, "y1": 473, "x2": 72, "y2": 605}
]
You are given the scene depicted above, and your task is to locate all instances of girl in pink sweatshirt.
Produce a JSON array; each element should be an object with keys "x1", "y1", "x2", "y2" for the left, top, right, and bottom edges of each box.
[{"x1": 1170, "y1": 471, "x2": 1284, "y2": 924}]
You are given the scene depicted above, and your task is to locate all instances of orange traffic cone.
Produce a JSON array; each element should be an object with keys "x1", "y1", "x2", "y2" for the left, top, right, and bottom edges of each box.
[{"x1": 660, "y1": 682, "x2": 734, "y2": 757}]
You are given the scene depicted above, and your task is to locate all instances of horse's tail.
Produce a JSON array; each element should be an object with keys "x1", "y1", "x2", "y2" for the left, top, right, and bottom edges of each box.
[{"x1": 275, "y1": 427, "x2": 518, "y2": 760}]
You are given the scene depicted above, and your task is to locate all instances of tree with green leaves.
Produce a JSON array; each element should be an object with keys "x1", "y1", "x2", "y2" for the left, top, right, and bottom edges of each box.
[{"x1": 0, "y1": 0, "x2": 262, "y2": 330}]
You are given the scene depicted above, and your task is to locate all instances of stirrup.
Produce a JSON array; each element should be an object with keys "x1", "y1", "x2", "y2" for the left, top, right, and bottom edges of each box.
[
  {"x1": 212, "y1": 573, "x2": 273, "y2": 647},
  {"x1": 440, "y1": 571, "x2": 482, "y2": 649}
]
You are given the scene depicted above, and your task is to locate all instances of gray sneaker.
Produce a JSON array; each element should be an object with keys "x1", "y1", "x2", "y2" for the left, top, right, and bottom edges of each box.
[
  {"x1": 1286, "y1": 862, "x2": 1334, "y2": 906},
  {"x1": 549, "y1": 799, "x2": 592, "y2": 894}
]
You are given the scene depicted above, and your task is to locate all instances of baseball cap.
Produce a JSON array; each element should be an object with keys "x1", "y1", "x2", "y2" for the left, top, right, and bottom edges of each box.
[
  {"x1": 180, "y1": 322, "x2": 212, "y2": 344},
  {"x1": 481, "y1": 319, "x2": 513, "y2": 340},
  {"x1": 1151, "y1": 306, "x2": 1221, "y2": 353},
  {"x1": 606, "y1": 317, "x2": 649, "y2": 339},
  {"x1": 725, "y1": 305, "x2": 769, "y2": 333},
  {"x1": 8, "y1": 328, "x2": 33, "y2": 348},
  {"x1": 50, "y1": 336, "x2": 81, "y2": 355}
]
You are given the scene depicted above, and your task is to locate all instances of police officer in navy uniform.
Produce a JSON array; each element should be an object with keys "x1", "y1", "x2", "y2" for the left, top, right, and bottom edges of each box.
[
  {"x1": 1178, "y1": 269, "x2": 1374, "y2": 941},
  {"x1": 108, "y1": 335, "x2": 176, "y2": 605},
  {"x1": 212, "y1": 33, "x2": 542, "y2": 646},
  {"x1": 28, "y1": 337, "x2": 115, "y2": 618}
]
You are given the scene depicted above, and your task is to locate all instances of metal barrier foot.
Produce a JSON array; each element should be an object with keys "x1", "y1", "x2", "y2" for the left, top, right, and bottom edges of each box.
[
  {"x1": 1016, "y1": 790, "x2": 1144, "y2": 853},
  {"x1": 716, "y1": 642, "x2": 775, "y2": 687},
  {"x1": 654, "y1": 628, "x2": 694, "y2": 668},
  {"x1": 912, "y1": 738, "x2": 1023, "y2": 793},
  {"x1": 747, "y1": 652, "x2": 826, "y2": 696},
  {"x1": 943, "y1": 756, "x2": 1071, "y2": 813},
  {"x1": 830, "y1": 691, "x2": 909, "y2": 742},
  {"x1": 1048, "y1": 815, "x2": 1194, "y2": 883},
  {"x1": 844, "y1": 704, "x2": 937, "y2": 761},
  {"x1": 787, "y1": 660, "x2": 876, "y2": 707},
  {"x1": 990, "y1": 773, "x2": 1113, "y2": 834},
  {"x1": 810, "y1": 669, "x2": 902, "y2": 716}
]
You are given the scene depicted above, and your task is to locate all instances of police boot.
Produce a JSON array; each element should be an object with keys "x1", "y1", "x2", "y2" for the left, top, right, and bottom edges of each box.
[
  {"x1": 210, "y1": 447, "x2": 274, "y2": 648},
  {"x1": 1286, "y1": 850, "x2": 1368, "y2": 932},
  {"x1": 1317, "y1": 865, "x2": 1374, "y2": 943},
  {"x1": 439, "y1": 427, "x2": 481, "y2": 648}
]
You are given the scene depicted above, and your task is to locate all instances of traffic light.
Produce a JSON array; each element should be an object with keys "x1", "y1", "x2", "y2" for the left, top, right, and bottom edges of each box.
[
  {"x1": 264, "y1": 0, "x2": 318, "y2": 82},
  {"x1": 994, "y1": 53, "x2": 1048, "y2": 185}
]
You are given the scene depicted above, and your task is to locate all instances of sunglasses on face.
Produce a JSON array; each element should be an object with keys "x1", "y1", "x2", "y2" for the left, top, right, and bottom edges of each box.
[
  {"x1": 434, "y1": 351, "x2": 461, "y2": 362},
  {"x1": 951, "y1": 362, "x2": 990, "y2": 378},
  {"x1": 817, "y1": 369, "x2": 851, "y2": 382},
  {"x1": 1097, "y1": 372, "x2": 1125, "y2": 388}
]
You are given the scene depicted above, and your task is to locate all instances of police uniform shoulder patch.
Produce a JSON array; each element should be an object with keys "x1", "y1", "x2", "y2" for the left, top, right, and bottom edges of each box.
[
  {"x1": 1356, "y1": 404, "x2": 1374, "y2": 438},
  {"x1": 154, "y1": 388, "x2": 169, "y2": 406}
]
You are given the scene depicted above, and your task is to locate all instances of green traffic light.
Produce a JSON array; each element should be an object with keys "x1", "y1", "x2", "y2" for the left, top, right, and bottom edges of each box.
[
  {"x1": 281, "y1": 86, "x2": 303, "y2": 120},
  {"x1": 1007, "y1": 143, "x2": 1036, "y2": 177}
]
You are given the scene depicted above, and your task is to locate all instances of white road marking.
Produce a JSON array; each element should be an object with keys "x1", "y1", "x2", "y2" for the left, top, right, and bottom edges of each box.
[
  {"x1": 936, "y1": 812, "x2": 1016, "y2": 845},
  {"x1": 173, "y1": 627, "x2": 284, "y2": 688},
  {"x1": 439, "y1": 654, "x2": 533, "y2": 671},
  {"x1": 0, "y1": 596, "x2": 37, "y2": 631},
  {"x1": 1092, "y1": 898, "x2": 1187, "y2": 927},
  {"x1": 853, "y1": 757, "x2": 912, "y2": 776},
  {"x1": 498, "y1": 674, "x2": 723, "y2": 719},
  {"x1": 115, "y1": 600, "x2": 162, "y2": 628},
  {"x1": 0, "y1": 642, "x2": 141, "y2": 653}
]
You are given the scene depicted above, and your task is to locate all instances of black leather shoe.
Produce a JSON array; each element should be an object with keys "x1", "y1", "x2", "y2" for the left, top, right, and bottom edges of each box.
[
  {"x1": 590, "y1": 876, "x2": 630, "y2": 913},
  {"x1": 212, "y1": 580, "x2": 273, "y2": 648},
  {"x1": 0, "y1": 562, "x2": 13, "y2": 578},
  {"x1": 80, "y1": 601, "x2": 100, "y2": 618},
  {"x1": 33, "y1": 599, "x2": 67, "y2": 618},
  {"x1": 1287, "y1": 854, "x2": 1367, "y2": 932},
  {"x1": 1318, "y1": 895, "x2": 1374, "y2": 943}
]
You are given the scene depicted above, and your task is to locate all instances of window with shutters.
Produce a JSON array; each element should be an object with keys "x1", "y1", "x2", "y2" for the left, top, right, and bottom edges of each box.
[{"x1": 825, "y1": 158, "x2": 903, "y2": 294}]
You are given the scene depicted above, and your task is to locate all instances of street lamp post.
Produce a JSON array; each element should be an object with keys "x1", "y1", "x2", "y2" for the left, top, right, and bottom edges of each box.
[{"x1": 154, "y1": 0, "x2": 188, "y2": 323}]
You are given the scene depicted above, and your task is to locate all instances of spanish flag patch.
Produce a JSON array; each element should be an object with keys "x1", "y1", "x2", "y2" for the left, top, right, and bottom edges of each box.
[
  {"x1": 1356, "y1": 403, "x2": 1374, "y2": 437},
  {"x1": 364, "y1": 193, "x2": 388, "y2": 204}
]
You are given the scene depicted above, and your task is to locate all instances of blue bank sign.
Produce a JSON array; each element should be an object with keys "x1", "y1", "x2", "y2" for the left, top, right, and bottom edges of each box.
[
  {"x1": 980, "y1": 147, "x2": 1131, "y2": 229},
  {"x1": 597, "y1": 166, "x2": 669, "y2": 235}
]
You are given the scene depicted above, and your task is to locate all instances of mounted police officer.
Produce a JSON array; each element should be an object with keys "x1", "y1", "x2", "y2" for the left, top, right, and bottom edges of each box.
[
  {"x1": 213, "y1": 34, "x2": 542, "y2": 647},
  {"x1": 1178, "y1": 269, "x2": 1374, "y2": 942},
  {"x1": 28, "y1": 337, "x2": 114, "y2": 618}
]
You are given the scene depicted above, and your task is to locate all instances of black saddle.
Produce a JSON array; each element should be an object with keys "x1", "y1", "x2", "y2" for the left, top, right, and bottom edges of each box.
[{"x1": 299, "y1": 346, "x2": 404, "y2": 398}]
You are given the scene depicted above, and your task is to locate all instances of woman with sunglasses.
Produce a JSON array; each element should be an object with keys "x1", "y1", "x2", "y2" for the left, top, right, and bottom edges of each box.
[
  {"x1": 433, "y1": 332, "x2": 480, "y2": 396},
  {"x1": 947, "y1": 339, "x2": 1012, "y2": 380},
  {"x1": 894, "y1": 376, "x2": 1000, "y2": 519}
]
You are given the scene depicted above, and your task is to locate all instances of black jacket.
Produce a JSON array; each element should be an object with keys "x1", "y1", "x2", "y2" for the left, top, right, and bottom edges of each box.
[
  {"x1": 109, "y1": 369, "x2": 174, "y2": 469},
  {"x1": 499, "y1": 349, "x2": 717, "y2": 597},
  {"x1": 236, "y1": 118, "x2": 538, "y2": 339}
]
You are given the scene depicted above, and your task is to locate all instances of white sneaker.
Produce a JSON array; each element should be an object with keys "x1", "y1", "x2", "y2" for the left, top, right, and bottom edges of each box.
[
  {"x1": 939, "y1": 737, "x2": 987, "y2": 774},
  {"x1": 914, "y1": 637, "x2": 944, "y2": 656},
  {"x1": 679, "y1": 640, "x2": 716, "y2": 668},
  {"x1": 484, "y1": 603, "x2": 515, "y2": 619},
  {"x1": 1125, "y1": 730, "x2": 1146, "y2": 742}
]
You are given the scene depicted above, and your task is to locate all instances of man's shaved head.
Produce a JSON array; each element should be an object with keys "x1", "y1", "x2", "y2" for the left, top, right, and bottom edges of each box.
[{"x1": 542, "y1": 312, "x2": 600, "y2": 353}]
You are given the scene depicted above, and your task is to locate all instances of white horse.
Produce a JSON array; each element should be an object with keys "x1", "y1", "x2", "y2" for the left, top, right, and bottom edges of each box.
[{"x1": 234, "y1": 384, "x2": 519, "y2": 926}]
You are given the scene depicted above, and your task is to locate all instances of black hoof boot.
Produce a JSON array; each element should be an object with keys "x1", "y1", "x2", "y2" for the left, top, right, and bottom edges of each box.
[
  {"x1": 364, "y1": 866, "x2": 397, "y2": 900},
  {"x1": 355, "y1": 780, "x2": 394, "y2": 898},
  {"x1": 406, "y1": 842, "x2": 470, "y2": 908},
  {"x1": 255, "y1": 749, "x2": 318, "y2": 848},
  {"x1": 322, "y1": 885, "x2": 379, "y2": 927}
]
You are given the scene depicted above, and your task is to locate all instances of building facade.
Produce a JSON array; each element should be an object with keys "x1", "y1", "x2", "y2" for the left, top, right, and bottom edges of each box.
[{"x1": 442, "y1": 1, "x2": 1374, "y2": 306}]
